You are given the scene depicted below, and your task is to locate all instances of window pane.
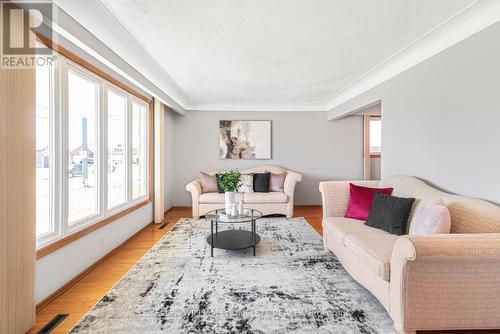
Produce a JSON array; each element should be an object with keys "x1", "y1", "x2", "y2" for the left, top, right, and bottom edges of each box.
[
  {"x1": 67, "y1": 70, "x2": 98, "y2": 224},
  {"x1": 370, "y1": 118, "x2": 381, "y2": 153},
  {"x1": 36, "y1": 64, "x2": 52, "y2": 237},
  {"x1": 107, "y1": 90, "x2": 127, "y2": 208},
  {"x1": 132, "y1": 102, "x2": 147, "y2": 199}
]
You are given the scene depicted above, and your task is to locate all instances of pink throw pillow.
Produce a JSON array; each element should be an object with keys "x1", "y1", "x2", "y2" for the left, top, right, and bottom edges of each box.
[
  {"x1": 269, "y1": 173, "x2": 286, "y2": 192},
  {"x1": 199, "y1": 172, "x2": 217, "y2": 193},
  {"x1": 409, "y1": 202, "x2": 451, "y2": 235},
  {"x1": 345, "y1": 183, "x2": 393, "y2": 221}
]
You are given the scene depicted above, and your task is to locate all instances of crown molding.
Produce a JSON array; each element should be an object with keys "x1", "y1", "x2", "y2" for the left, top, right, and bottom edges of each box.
[
  {"x1": 184, "y1": 102, "x2": 328, "y2": 112},
  {"x1": 325, "y1": 0, "x2": 500, "y2": 116}
]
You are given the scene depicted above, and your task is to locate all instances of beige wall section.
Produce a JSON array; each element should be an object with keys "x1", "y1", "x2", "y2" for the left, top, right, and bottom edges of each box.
[
  {"x1": 154, "y1": 100, "x2": 165, "y2": 222},
  {"x1": 0, "y1": 68, "x2": 36, "y2": 332}
]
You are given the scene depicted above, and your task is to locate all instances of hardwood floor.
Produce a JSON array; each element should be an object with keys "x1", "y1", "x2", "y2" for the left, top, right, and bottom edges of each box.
[{"x1": 28, "y1": 206, "x2": 322, "y2": 333}]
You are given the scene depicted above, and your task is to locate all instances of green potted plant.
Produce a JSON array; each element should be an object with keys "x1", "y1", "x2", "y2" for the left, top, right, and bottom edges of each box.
[{"x1": 216, "y1": 170, "x2": 241, "y2": 213}]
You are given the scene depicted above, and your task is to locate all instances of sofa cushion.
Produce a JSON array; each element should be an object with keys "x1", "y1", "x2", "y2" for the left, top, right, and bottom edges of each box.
[
  {"x1": 244, "y1": 192, "x2": 288, "y2": 203},
  {"x1": 199, "y1": 192, "x2": 287, "y2": 204},
  {"x1": 237, "y1": 174, "x2": 254, "y2": 193},
  {"x1": 345, "y1": 183, "x2": 394, "y2": 221},
  {"x1": 215, "y1": 173, "x2": 224, "y2": 193},
  {"x1": 199, "y1": 171, "x2": 217, "y2": 193},
  {"x1": 253, "y1": 172, "x2": 270, "y2": 192},
  {"x1": 199, "y1": 192, "x2": 241, "y2": 204},
  {"x1": 323, "y1": 217, "x2": 386, "y2": 243},
  {"x1": 366, "y1": 192, "x2": 415, "y2": 235},
  {"x1": 269, "y1": 173, "x2": 286, "y2": 192},
  {"x1": 344, "y1": 233, "x2": 397, "y2": 281},
  {"x1": 409, "y1": 201, "x2": 451, "y2": 235}
]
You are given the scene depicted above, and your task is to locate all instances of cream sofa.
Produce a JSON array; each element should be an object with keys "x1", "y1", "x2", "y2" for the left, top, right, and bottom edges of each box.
[
  {"x1": 186, "y1": 165, "x2": 302, "y2": 219},
  {"x1": 319, "y1": 176, "x2": 500, "y2": 334}
]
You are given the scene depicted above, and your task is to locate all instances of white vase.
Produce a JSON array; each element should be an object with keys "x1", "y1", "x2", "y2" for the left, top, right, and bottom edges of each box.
[{"x1": 225, "y1": 191, "x2": 236, "y2": 214}]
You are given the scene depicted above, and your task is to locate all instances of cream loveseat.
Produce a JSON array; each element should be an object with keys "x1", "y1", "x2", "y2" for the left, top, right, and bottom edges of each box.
[
  {"x1": 186, "y1": 165, "x2": 302, "y2": 219},
  {"x1": 319, "y1": 176, "x2": 500, "y2": 334}
]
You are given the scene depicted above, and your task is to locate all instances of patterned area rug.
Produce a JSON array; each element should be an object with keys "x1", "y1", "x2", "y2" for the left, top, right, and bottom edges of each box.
[{"x1": 71, "y1": 217, "x2": 395, "y2": 333}]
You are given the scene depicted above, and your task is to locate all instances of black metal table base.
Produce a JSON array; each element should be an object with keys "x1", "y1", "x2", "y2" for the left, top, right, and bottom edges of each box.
[
  {"x1": 208, "y1": 211, "x2": 260, "y2": 257},
  {"x1": 208, "y1": 229, "x2": 260, "y2": 256}
]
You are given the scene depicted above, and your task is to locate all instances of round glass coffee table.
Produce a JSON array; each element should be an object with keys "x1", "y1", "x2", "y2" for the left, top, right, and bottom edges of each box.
[{"x1": 205, "y1": 208, "x2": 263, "y2": 257}]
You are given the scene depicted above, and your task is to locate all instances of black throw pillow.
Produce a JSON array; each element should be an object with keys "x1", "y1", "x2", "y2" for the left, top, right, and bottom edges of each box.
[
  {"x1": 215, "y1": 174, "x2": 224, "y2": 193},
  {"x1": 365, "y1": 192, "x2": 415, "y2": 235},
  {"x1": 253, "y1": 172, "x2": 270, "y2": 192}
]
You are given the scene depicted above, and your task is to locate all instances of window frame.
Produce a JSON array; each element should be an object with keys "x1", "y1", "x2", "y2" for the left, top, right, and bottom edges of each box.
[
  {"x1": 64, "y1": 61, "x2": 103, "y2": 233},
  {"x1": 368, "y1": 115, "x2": 381, "y2": 158},
  {"x1": 368, "y1": 115, "x2": 382, "y2": 158},
  {"x1": 35, "y1": 36, "x2": 153, "y2": 254},
  {"x1": 130, "y1": 98, "x2": 150, "y2": 202},
  {"x1": 105, "y1": 85, "x2": 130, "y2": 212}
]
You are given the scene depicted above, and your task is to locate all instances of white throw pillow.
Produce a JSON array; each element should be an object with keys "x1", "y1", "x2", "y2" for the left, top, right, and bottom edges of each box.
[
  {"x1": 237, "y1": 174, "x2": 254, "y2": 193},
  {"x1": 409, "y1": 199, "x2": 451, "y2": 235}
]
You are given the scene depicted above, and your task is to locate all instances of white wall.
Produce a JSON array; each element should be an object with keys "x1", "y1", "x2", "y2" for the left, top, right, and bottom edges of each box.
[
  {"x1": 35, "y1": 203, "x2": 152, "y2": 303},
  {"x1": 170, "y1": 111, "x2": 363, "y2": 206},
  {"x1": 329, "y1": 22, "x2": 500, "y2": 204}
]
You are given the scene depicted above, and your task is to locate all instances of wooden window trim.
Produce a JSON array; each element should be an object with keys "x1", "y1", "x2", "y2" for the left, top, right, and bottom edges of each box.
[{"x1": 35, "y1": 34, "x2": 154, "y2": 259}]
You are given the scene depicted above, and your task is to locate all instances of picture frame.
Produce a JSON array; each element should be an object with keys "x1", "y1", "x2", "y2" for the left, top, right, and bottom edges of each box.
[{"x1": 219, "y1": 120, "x2": 272, "y2": 160}]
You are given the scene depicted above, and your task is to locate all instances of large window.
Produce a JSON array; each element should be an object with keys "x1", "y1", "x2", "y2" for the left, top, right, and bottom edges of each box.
[
  {"x1": 35, "y1": 53, "x2": 150, "y2": 249},
  {"x1": 67, "y1": 70, "x2": 99, "y2": 224}
]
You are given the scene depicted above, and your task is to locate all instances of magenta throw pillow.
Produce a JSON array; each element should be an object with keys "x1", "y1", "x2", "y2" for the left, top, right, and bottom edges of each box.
[{"x1": 345, "y1": 183, "x2": 393, "y2": 221}]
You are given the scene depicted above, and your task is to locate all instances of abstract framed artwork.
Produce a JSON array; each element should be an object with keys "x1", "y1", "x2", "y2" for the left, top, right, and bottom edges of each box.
[{"x1": 219, "y1": 120, "x2": 272, "y2": 159}]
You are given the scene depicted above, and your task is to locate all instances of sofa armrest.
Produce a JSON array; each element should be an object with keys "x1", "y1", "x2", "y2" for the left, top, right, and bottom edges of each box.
[
  {"x1": 185, "y1": 179, "x2": 202, "y2": 218},
  {"x1": 283, "y1": 171, "x2": 302, "y2": 197},
  {"x1": 390, "y1": 234, "x2": 500, "y2": 333},
  {"x1": 185, "y1": 179, "x2": 202, "y2": 196},
  {"x1": 318, "y1": 180, "x2": 379, "y2": 218}
]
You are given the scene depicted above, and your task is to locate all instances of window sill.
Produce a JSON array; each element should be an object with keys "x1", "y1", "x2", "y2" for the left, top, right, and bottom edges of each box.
[{"x1": 36, "y1": 198, "x2": 151, "y2": 260}]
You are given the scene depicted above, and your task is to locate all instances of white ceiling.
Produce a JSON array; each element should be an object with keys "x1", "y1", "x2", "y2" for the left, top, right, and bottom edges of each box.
[{"x1": 80, "y1": 0, "x2": 476, "y2": 110}]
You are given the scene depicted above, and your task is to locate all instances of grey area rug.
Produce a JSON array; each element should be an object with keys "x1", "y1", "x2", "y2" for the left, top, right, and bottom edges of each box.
[{"x1": 70, "y1": 217, "x2": 395, "y2": 334}]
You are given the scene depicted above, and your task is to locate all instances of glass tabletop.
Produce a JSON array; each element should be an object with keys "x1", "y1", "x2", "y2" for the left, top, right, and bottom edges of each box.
[{"x1": 205, "y1": 208, "x2": 263, "y2": 223}]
